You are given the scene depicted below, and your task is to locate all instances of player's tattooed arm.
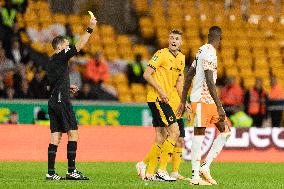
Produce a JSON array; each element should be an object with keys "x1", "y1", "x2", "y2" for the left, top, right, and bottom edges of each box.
[
  {"x1": 204, "y1": 70, "x2": 226, "y2": 121},
  {"x1": 75, "y1": 17, "x2": 97, "y2": 52},
  {"x1": 176, "y1": 74, "x2": 183, "y2": 99}
]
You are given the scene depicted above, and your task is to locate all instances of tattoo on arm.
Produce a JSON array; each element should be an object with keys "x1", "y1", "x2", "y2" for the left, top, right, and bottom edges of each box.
[
  {"x1": 204, "y1": 70, "x2": 222, "y2": 107},
  {"x1": 176, "y1": 75, "x2": 183, "y2": 99}
]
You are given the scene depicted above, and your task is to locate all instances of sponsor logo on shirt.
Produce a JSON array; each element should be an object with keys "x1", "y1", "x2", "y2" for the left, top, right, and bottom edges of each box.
[{"x1": 152, "y1": 55, "x2": 158, "y2": 62}]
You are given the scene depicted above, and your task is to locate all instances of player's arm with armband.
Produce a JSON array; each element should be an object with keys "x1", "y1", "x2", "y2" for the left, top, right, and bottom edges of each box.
[
  {"x1": 75, "y1": 11, "x2": 97, "y2": 52},
  {"x1": 143, "y1": 51, "x2": 168, "y2": 103}
]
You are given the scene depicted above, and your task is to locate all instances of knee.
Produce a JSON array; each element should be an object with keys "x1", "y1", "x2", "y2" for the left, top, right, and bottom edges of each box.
[
  {"x1": 51, "y1": 136, "x2": 61, "y2": 145},
  {"x1": 175, "y1": 129, "x2": 180, "y2": 139},
  {"x1": 176, "y1": 137, "x2": 184, "y2": 147},
  {"x1": 161, "y1": 129, "x2": 168, "y2": 139},
  {"x1": 68, "y1": 131, "x2": 78, "y2": 141},
  {"x1": 156, "y1": 131, "x2": 165, "y2": 144},
  {"x1": 169, "y1": 123, "x2": 180, "y2": 140}
]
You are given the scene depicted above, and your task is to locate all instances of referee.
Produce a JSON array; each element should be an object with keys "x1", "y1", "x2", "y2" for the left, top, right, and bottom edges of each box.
[{"x1": 46, "y1": 17, "x2": 97, "y2": 180}]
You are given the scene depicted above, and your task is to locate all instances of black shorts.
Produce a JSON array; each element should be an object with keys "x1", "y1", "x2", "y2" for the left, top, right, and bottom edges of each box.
[
  {"x1": 147, "y1": 101, "x2": 176, "y2": 127},
  {"x1": 48, "y1": 98, "x2": 77, "y2": 133},
  {"x1": 177, "y1": 118, "x2": 185, "y2": 138}
]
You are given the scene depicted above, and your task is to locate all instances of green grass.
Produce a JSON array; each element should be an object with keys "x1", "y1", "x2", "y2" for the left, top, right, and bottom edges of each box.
[{"x1": 0, "y1": 162, "x2": 283, "y2": 189}]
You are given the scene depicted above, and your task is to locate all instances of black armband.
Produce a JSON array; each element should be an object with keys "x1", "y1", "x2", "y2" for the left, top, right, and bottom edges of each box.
[{"x1": 86, "y1": 27, "x2": 93, "y2": 34}]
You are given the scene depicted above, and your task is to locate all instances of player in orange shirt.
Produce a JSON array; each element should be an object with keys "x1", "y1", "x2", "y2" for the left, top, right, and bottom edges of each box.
[{"x1": 177, "y1": 26, "x2": 231, "y2": 185}]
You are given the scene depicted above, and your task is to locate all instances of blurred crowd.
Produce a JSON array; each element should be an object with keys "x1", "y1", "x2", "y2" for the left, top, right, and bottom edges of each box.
[
  {"x1": 220, "y1": 76, "x2": 284, "y2": 127},
  {"x1": 0, "y1": 35, "x2": 123, "y2": 101},
  {"x1": 0, "y1": 0, "x2": 150, "y2": 102}
]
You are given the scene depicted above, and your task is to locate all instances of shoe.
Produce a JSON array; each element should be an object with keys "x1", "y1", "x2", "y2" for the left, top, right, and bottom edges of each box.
[
  {"x1": 189, "y1": 178, "x2": 212, "y2": 185},
  {"x1": 156, "y1": 170, "x2": 176, "y2": 182},
  {"x1": 144, "y1": 174, "x2": 164, "y2": 181},
  {"x1": 136, "y1": 161, "x2": 147, "y2": 180},
  {"x1": 170, "y1": 172, "x2": 185, "y2": 180},
  {"x1": 46, "y1": 173, "x2": 65, "y2": 180},
  {"x1": 200, "y1": 169, "x2": 217, "y2": 185},
  {"x1": 66, "y1": 169, "x2": 89, "y2": 180}
]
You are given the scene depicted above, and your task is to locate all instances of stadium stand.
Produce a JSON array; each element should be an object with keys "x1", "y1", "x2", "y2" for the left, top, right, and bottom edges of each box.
[
  {"x1": 134, "y1": 0, "x2": 284, "y2": 92},
  {"x1": 0, "y1": 0, "x2": 152, "y2": 102},
  {"x1": 0, "y1": 0, "x2": 284, "y2": 105}
]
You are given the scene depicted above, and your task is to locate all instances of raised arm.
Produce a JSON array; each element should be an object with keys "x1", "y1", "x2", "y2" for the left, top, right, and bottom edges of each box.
[{"x1": 75, "y1": 17, "x2": 97, "y2": 52}]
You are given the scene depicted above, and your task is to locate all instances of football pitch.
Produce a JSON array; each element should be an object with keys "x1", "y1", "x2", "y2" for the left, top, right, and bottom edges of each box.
[{"x1": 0, "y1": 162, "x2": 283, "y2": 189}]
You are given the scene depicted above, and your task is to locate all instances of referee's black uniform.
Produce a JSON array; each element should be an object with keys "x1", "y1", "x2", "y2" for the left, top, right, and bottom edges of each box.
[{"x1": 47, "y1": 45, "x2": 78, "y2": 133}]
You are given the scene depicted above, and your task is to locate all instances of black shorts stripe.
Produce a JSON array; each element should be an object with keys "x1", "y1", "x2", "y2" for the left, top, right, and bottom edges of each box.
[
  {"x1": 158, "y1": 101, "x2": 176, "y2": 126},
  {"x1": 147, "y1": 102, "x2": 165, "y2": 127}
]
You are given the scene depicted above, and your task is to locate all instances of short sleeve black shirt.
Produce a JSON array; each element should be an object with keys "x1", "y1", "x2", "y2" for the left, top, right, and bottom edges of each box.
[{"x1": 47, "y1": 45, "x2": 77, "y2": 100}]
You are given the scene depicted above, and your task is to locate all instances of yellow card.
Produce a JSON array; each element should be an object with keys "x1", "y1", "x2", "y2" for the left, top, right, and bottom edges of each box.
[{"x1": 88, "y1": 11, "x2": 95, "y2": 19}]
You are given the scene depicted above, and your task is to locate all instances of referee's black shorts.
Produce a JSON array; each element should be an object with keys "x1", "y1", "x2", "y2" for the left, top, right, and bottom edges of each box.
[
  {"x1": 147, "y1": 101, "x2": 176, "y2": 127},
  {"x1": 48, "y1": 97, "x2": 78, "y2": 133}
]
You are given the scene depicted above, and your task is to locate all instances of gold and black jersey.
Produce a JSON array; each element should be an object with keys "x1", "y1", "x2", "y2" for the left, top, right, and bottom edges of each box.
[{"x1": 147, "y1": 48, "x2": 185, "y2": 102}]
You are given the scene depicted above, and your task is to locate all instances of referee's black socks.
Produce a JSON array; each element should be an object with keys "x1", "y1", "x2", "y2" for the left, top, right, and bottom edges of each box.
[
  {"x1": 67, "y1": 141, "x2": 77, "y2": 173},
  {"x1": 48, "y1": 144, "x2": 58, "y2": 175}
]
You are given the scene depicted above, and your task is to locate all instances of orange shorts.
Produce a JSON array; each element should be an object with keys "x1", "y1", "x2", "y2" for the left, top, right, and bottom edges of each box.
[{"x1": 191, "y1": 102, "x2": 219, "y2": 128}]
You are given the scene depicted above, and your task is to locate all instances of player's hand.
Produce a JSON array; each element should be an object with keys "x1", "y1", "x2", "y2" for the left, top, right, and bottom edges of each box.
[
  {"x1": 185, "y1": 102, "x2": 192, "y2": 112},
  {"x1": 176, "y1": 103, "x2": 185, "y2": 118},
  {"x1": 70, "y1": 85, "x2": 79, "y2": 94},
  {"x1": 89, "y1": 17, "x2": 97, "y2": 29},
  {"x1": 217, "y1": 106, "x2": 226, "y2": 122},
  {"x1": 158, "y1": 90, "x2": 168, "y2": 103}
]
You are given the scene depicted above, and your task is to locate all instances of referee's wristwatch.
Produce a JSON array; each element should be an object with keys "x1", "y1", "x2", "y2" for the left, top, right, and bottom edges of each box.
[{"x1": 86, "y1": 27, "x2": 93, "y2": 34}]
